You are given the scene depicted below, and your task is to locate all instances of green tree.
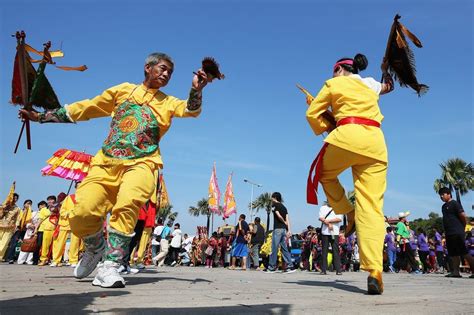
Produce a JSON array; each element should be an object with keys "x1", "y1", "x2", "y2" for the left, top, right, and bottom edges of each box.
[
  {"x1": 251, "y1": 192, "x2": 275, "y2": 232},
  {"x1": 156, "y1": 204, "x2": 178, "y2": 223},
  {"x1": 409, "y1": 212, "x2": 444, "y2": 235},
  {"x1": 434, "y1": 158, "x2": 474, "y2": 206},
  {"x1": 189, "y1": 198, "x2": 211, "y2": 235}
]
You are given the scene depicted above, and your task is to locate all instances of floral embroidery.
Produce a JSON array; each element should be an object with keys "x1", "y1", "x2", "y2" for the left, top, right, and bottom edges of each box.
[{"x1": 102, "y1": 101, "x2": 159, "y2": 159}]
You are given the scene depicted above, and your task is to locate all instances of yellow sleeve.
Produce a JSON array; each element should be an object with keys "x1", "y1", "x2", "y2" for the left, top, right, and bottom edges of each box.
[
  {"x1": 59, "y1": 196, "x2": 74, "y2": 219},
  {"x1": 306, "y1": 82, "x2": 332, "y2": 135},
  {"x1": 65, "y1": 83, "x2": 129, "y2": 122},
  {"x1": 38, "y1": 208, "x2": 49, "y2": 221},
  {"x1": 168, "y1": 95, "x2": 201, "y2": 118}
]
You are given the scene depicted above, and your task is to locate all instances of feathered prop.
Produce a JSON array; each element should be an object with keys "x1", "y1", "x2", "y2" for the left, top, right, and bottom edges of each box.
[
  {"x1": 198, "y1": 57, "x2": 225, "y2": 81},
  {"x1": 384, "y1": 14, "x2": 428, "y2": 96},
  {"x1": 11, "y1": 31, "x2": 87, "y2": 153}
]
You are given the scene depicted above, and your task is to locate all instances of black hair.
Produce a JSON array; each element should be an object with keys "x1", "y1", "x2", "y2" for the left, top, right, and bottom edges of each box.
[
  {"x1": 24, "y1": 199, "x2": 33, "y2": 206},
  {"x1": 47, "y1": 195, "x2": 57, "y2": 201},
  {"x1": 271, "y1": 192, "x2": 282, "y2": 202},
  {"x1": 386, "y1": 226, "x2": 392, "y2": 233},
  {"x1": 255, "y1": 217, "x2": 261, "y2": 223},
  {"x1": 13, "y1": 193, "x2": 19, "y2": 199},
  {"x1": 38, "y1": 200, "x2": 47, "y2": 208},
  {"x1": 174, "y1": 223, "x2": 180, "y2": 228},
  {"x1": 212, "y1": 231, "x2": 218, "y2": 237},
  {"x1": 157, "y1": 217, "x2": 164, "y2": 224},
  {"x1": 239, "y1": 214, "x2": 246, "y2": 220},
  {"x1": 336, "y1": 53, "x2": 368, "y2": 74},
  {"x1": 438, "y1": 187, "x2": 451, "y2": 196}
]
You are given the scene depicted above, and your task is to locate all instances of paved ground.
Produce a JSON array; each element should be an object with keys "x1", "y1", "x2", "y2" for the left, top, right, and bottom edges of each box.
[{"x1": 0, "y1": 264, "x2": 473, "y2": 314}]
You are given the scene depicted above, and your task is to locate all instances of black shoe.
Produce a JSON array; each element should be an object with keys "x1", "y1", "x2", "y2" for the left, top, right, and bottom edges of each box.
[
  {"x1": 336, "y1": 271, "x2": 343, "y2": 275},
  {"x1": 8, "y1": 260, "x2": 14, "y2": 264},
  {"x1": 264, "y1": 268, "x2": 276, "y2": 273},
  {"x1": 320, "y1": 271, "x2": 327, "y2": 275},
  {"x1": 283, "y1": 268, "x2": 296, "y2": 274}
]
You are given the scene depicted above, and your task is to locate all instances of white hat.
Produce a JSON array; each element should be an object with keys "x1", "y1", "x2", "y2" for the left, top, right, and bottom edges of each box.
[{"x1": 398, "y1": 211, "x2": 410, "y2": 218}]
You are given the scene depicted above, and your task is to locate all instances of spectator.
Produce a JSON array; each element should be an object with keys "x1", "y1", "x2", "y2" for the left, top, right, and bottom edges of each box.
[
  {"x1": 417, "y1": 228, "x2": 430, "y2": 273},
  {"x1": 432, "y1": 227, "x2": 445, "y2": 273},
  {"x1": 319, "y1": 202, "x2": 343, "y2": 275},
  {"x1": 249, "y1": 217, "x2": 265, "y2": 270},
  {"x1": 229, "y1": 214, "x2": 249, "y2": 270},
  {"x1": 265, "y1": 192, "x2": 295, "y2": 273},
  {"x1": 151, "y1": 218, "x2": 164, "y2": 259},
  {"x1": 395, "y1": 212, "x2": 420, "y2": 274},
  {"x1": 0, "y1": 193, "x2": 21, "y2": 261},
  {"x1": 170, "y1": 223, "x2": 183, "y2": 266},
  {"x1": 438, "y1": 187, "x2": 474, "y2": 278},
  {"x1": 153, "y1": 221, "x2": 172, "y2": 266},
  {"x1": 384, "y1": 227, "x2": 397, "y2": 272}
]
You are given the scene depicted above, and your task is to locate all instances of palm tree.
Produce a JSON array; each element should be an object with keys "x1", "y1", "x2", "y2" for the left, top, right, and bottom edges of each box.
[
  {"x1": 251, "y1": 192, "x2": 274, "y2": 232},
  {"x1": 189, "y1": 198, "x2": 211, "y2": 235},
  {"x1": 157, "y1": 204, "x2": 178, "y2": 223},
  {"x1": 347, "y1": 190, "x2": 356, "y2": 208},
  {"x1": 434, "y1": 158, "x2": 474, "y2": 205}
]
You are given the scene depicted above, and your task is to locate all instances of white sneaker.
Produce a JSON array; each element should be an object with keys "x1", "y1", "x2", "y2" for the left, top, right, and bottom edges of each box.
[
  {"x1": 92, "y1": 261, "x2": 125, "y2": 288},
  {"x1": 74, "y1": 244, "x2": 105, "y2": 279},
  {"x1": 135, "y1": 263, "x2": 145, "y2": 270},
  {"x1": 129, "y1": 267, "x2": 139, "y2": 275},
  {"x1": 170, "y1": 261, "x2": 177, "y2": 267},
  {"x1": 50, "y1": 262, "x2": 58, "y2": 267},
  {"x1": 117, "y1": 265, "x2": 128, "y2": 274}
]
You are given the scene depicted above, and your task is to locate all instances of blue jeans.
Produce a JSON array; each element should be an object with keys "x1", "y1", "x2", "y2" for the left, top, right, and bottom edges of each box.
[
  {"x1": 387, "y1": 249, "x2": 396, "y2": 269},
  {"x1": 269, "y1": 228, "x2": 293, "y2": 269}
]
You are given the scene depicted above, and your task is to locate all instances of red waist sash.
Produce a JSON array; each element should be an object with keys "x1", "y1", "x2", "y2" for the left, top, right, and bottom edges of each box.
[{"x1": 306, "y1": 117, "x2": 381, "y2": 205}]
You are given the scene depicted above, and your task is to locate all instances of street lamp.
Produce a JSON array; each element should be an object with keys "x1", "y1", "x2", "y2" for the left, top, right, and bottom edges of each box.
[{"x1": 244, "y1": 178, "x2": 262, "y2": 222}]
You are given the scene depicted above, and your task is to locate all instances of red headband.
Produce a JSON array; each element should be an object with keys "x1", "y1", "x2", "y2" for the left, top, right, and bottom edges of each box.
[{"x1": 333, "y1": 60, "x2": 353, "y2": 71}]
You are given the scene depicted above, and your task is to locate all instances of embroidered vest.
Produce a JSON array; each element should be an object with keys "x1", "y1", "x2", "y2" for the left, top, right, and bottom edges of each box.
[{"x1": 102, "y1": 101, "x2": 160, "y2": 159}]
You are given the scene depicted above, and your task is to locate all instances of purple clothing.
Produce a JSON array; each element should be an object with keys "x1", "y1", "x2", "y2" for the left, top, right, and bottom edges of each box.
[
  {"x1": 384, "y1": 233, "x2": 396, "y2": 251},
  {"x1": 466, "y1": 236, "x2": 474, "y2": 256},
  {"x1": 346, "y1": 234, "x2": 354, "y2": 251},
  {"x1": 435, "y1": 232, "x2": 443, "y2": 252},
  {"x1": 417, "y1": 234, "x2": 429, "y2": 252},
  {"x1": 409, "y1": 231, "x2": 418, "y2": 250}
]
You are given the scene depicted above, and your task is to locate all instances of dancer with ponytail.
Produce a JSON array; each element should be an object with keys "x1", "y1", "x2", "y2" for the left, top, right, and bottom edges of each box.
[{"x1": 306, "y1": 53, "x2": 393, "y2": 294}]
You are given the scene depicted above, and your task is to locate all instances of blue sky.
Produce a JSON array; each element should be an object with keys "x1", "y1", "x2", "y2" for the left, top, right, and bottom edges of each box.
[{"x1": 1, "y1": 0, "x2": 472, "y2": 234}]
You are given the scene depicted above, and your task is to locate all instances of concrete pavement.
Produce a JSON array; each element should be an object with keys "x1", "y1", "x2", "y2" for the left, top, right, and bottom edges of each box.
[{"x1": 0, "y1": 264, "x2": 473, "y2": 314}]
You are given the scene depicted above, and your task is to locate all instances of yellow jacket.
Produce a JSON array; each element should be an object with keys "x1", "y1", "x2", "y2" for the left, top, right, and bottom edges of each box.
[
  {"x1": 16, "y1": 206, "x2": 32, "y2": 230},
  {"x1": 37, "y1": 207, "x2": 56, "y2": 232},
  {"x1": 58, "y1": 195, "x2": 76, "y2": 231},
  {"x1": 65, "y1": 83, "x2": 201, "y2": 168},
  {"x1": 306, "y1": 76, "x2": 387, "y2": 163}
]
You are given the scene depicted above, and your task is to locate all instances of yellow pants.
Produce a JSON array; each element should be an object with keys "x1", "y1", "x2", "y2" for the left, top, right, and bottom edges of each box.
[
  {"x1": 134, "y1": 227, "x2": 152, "y2": 264},
  {"x1": 40, "y1": 230, "x2": 54, "y2": 263},
  {"x1": 68, "y1": 233, "x2": 82, "y2": 264},
  {"x1": 0, "y1": 228, "x2": 14, "y2": 260},
  {"x1": 319, "y1": 144, "x2": 387, "y2": 272},
  {"x1": 69, "y1": 162, "x2": 157, "y2": 238},
  {"x1": 52, "y1": 230, "x2": 69, "y2": 264}
]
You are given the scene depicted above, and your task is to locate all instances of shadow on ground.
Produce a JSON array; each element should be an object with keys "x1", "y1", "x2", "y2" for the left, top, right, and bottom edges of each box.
[
  {"x1": 0, "y1": 291, "x2": 290, "y2": 315},
  {"x1": 0, "y1": 291, "x2": 129, "y2": 314},
  {"x1": 284, "y1": 279, "x2": 367, "y2": 294},
  {"x1": 106, "y1": 303, "x2": 292, "y2": 315}
]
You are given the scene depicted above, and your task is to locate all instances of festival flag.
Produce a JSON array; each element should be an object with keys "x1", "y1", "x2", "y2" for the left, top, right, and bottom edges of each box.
[
  {"x1": 157, "y1": 174, "x2": 170, "y2": 209},
  {"x1": 208, "y1": 163, "x2": 221, "y2": 215},
  {"x1": 384, "y1": 14, "x2": 428, "y2": 96},
  {"x1": 222, "y1": 173, "x2": 237, "y2": 219},
  {"x1": 2, "y1": 182, "x2": 16, "y2": 207}
]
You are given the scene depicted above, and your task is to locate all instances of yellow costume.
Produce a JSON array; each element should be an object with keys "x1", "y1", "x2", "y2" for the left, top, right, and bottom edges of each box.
[
  {"x1": 38, "y1": 207, "x2": 56, "y2": 264},
  {"x1": 0, "y1": 205, "x2": 20, "y2": 260},
  {"x1": 52, "y1": 195, "x2": 82, "y2": 265},
  {"x1": 306, "y1": 75, "x2": 387, "y2": 273},
  {"x1": 65, "y1": 83, "x2": 200, "y2": 238}
]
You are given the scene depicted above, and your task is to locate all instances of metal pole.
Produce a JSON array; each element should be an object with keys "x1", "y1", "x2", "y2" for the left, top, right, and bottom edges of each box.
[{"x1": 250, "y1": 184, "x2": 254, "y2": 221}]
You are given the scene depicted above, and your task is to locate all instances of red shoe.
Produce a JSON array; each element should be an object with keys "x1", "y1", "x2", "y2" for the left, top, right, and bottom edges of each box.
[{"x1": 367, "y1": 270, "x2": 384, "y2": 295}]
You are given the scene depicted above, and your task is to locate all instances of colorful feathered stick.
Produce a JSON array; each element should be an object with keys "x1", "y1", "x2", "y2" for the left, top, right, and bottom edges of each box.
[{"x1": 384, "y1": 14, "x2": 428, "y2": 96}]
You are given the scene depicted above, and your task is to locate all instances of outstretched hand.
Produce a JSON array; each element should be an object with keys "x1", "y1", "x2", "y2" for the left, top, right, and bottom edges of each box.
[
  {"x1": 18, "y1": 109, "x2": 39, "y2": 122},
  {"x1": 192, "y1": 68, "x2": 213, "y2": 91}
]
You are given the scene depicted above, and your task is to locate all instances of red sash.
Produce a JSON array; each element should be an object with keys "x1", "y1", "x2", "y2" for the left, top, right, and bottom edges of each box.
[{"x1": 306, "y1": 117, "x2": 381, "y2": 205}]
